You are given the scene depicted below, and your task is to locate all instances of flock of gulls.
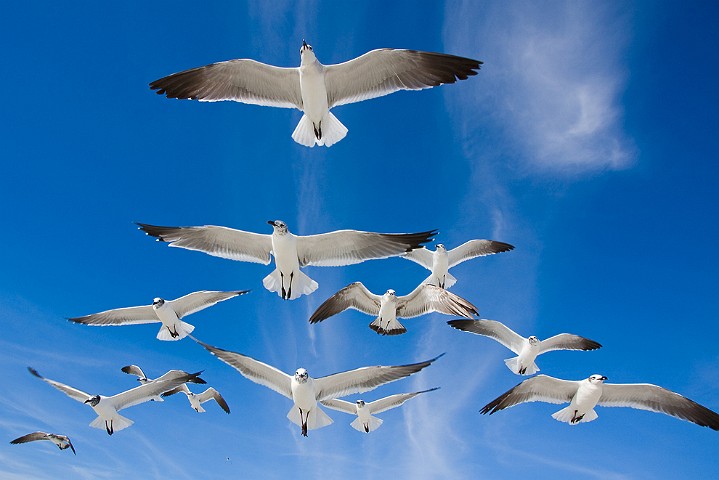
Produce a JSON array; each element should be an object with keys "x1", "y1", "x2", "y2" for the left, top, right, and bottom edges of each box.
[{"x1": 13, "y1": 41, "x2": 718, "y2": 458}]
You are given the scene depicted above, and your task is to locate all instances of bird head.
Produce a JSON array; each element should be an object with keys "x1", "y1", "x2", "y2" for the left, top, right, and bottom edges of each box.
[
  {"x1": 152, "y1": 298, "x2": 165, "y2": 308},
  {"x1": 588, "y1": 374, "x2": 608, "y2": 384},
  {"x1": 295, "y1": 368, "x2": 309, "y2": 384},
  {"x1": 300, "y1": 40, "x2": 315, "y2": 63},
  {"x1": 386, "y1": 289, "x2": 396, "y2": 297},
  {"x1": 528, "y1": 336, "x2": 540, "y2": 346},
  {"x1": 356, "y1": 400, "x2": 366, "y2": 408},
  {"x1": 84, "y1": 395, "x2": 101, "y2": 406},
  {"x1": 436, "y1": 244, "x2": 446, "y2": 252},
  {"x1": 300, "y1": 39, "x2": 313, "y2": 54},
  {"x1": 268, "y1": 220, "x2": 288, "y2": 235}
]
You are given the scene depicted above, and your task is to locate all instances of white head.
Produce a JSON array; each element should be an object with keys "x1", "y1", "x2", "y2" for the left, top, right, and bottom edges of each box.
[
  {"x1": 588, "y1": 374, "x2": 608, "y2": 385},
  {"x1": 152, "y1": 298, "x2": 164, "y2": 308},
  {"x1": 528, "y1": 336, "x2": 540, "y2": 346},
  {"x1": 436, "y1": 244, "x2": 447, "y2": 252},
  {"x1": 268, "y1": 220, "x2": 288, "y2": 235},
  {"x1": 355, "y1": 400, "x2": 366, "y2": 409},
  {"x1": 84, "y1": 395, "x2": 101, "y2": 407},
  {"x1": 384, "y1": 289, "x2": 397, "y2": 300},
  {"x1": 299, "y1": 39, "x2": 315, "y2": 63},
  {"x1": 294, "y1": 368, "x2": 309, "y2": 384}
]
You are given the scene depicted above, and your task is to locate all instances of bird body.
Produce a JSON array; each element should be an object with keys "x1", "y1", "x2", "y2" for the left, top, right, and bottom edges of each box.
[{"x1": 10, "y1": 432, "x2": 76, "y2": 454}]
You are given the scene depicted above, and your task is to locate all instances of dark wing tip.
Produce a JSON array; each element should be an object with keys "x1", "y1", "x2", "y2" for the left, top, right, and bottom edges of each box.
[
  {"x1": 234, "y1": 290, "x2": 251, "y2": 296},
  {"x1": 583, "y1": 338, "x2": 602, "y2": 350},
  {"x1": 120, "y1": 365, "x2": 133, "y2": 374},
  {"x1": 27, "y1": 367, "x2": 41, "y2": 378},
  {"x1": 447, "y1": 319, "x2": 476, "y2": 331},
  {"x1": 187, "y1": 371, "x2": 207, "y2": 384}
]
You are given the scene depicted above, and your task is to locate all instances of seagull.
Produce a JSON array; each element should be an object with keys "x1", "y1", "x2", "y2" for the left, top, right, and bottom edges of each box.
[
  {"x1": 137, "y1": 221, "x2": 436, "y2": 300},
  {"x1": 162, "y1": 384, "x2": 231, "y2": 414},
  {"x1": 320, "y1": 388, "x2": 439, "y2": 433},
  {"x1": 402, "y1": 240, "x2": 514, "y2": 289},
  {"x1": 68, "y1": 290, "x2": 248, "y2": 341},
  {"x1": 150, "y1": 41, "x2": 481, "y2": 147},
  {"x1": 29, "y1": 367, "x2": 204, "y2": 435},
  {"x1": 448, "y1": 319, "x2": 601, "y2": 375},
  {"x1": 196, "y1": 338, "x2": 443, "y2": 436},
  {"x1": 480, "y1": 374, "x2": 719, "y2": 430},
  {"x1": 309, "y1": 282, "x2": 478, "y2": 335},
  {"x1": 120, "y1": 364, "x2": 207, "y2": 402},
  {"x1": 10, "y1": 432, "x2": 76, "y2": 455}
]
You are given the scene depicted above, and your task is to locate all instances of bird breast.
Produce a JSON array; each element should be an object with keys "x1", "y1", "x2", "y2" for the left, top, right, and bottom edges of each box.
[
  {"x1": 379, "y1": 297, "x2": 397, "y2": 318},
  {"x1": 271, "y1": 233, "x2": 299, "y2": 271},
  {"x1": 291, "y1": 377, "x2": 317, "y2": 410},
  {"x1": 299, "y1": 62, "x2": 329, "y2": 122},
  {"x1": 573, "y1": 382, "x2": 603, "y2": 409},
  {"x1": 431, "y1": 252, "x2": 449, "y2": 278},
  {"x1": 154, "y1": 303, "x2": 179, "y2": 324}
]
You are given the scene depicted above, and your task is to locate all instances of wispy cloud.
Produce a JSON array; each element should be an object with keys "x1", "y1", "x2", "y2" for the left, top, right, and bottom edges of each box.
[{"x1": 444, "y1": 1, "x2": 636, "y2": 175}]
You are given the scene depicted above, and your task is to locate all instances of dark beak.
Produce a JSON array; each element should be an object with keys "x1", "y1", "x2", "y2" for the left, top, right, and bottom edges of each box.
[
  {"x1": 302, "y1": 39, "x2": 307, "y2": 48},
  {"x1": 267, "y1": 220, "x2": 276, "y2": 226},
  {"x1": 84, "y1": 399, "x2": 91, "y2": 404}
]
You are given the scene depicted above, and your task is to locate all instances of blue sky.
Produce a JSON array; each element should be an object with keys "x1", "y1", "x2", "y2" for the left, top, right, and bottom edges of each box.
[{"x1": 1, "y1": 1, "x2": 718, "y2": 478}]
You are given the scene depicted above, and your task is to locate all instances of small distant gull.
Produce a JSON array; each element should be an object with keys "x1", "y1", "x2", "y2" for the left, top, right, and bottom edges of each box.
[
  {"x1": 138, "y1": 220, "x2": 436, "y2": 300},
  {"x1": 448, "y1": 319, "x2": 601, "y2": 375},
  {"x1": 150, "y1": 40, "x2": 481, "y2": 147},
  {"x1": 309, "y1": 282, "x2": 478, "y2": 335},
  {"x1": 162, "y1": 384, "x2": 231, "y2": 414},
  {"x1": 196, "y1": 338, "x2": 443, "y2": 436},
  {"x1": 321, "y1": 388, "x2": 439, "y2": 433},
  {"x1": 480, "y1": 374, "x2": 719, "y2": 429},
  {"x1": 69, "y1": 290, "x2": 248, "y2": 341},
  {"x1": 29, "y1": 367, "x2": 204, "y2": 435},
  {"x1": 402, "y1": 240, "x2": 514, "y2": 289},
  {"x1": 10, "y1": 432, "x2": 75, "y2": 455}
]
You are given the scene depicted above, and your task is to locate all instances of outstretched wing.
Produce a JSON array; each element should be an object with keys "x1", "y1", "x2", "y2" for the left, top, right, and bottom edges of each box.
[
  {"x1": 121, "y1": 365, "x2": 149, "y2": 380},
  {"x1": 169, "y1": 290, "x2": 249, "y2": 318},
  {"x1": 447, "y1": 319, "x2": 525, "y2": 354},
  {"x1": 10, "y1": 432, "x2": 51, "y2": 444},
  {"x1": 197, "y1": 387, "x2": 231, "y2": 414},
  {"x1": 150, "y1": 59, "x2": 302, "y2": 108},
  {"x1": 137, "y1": 223, "x2": 273, "y2": 264},
  {"x1": 297, "y1": 229, "x2": 436, "y2": 267},
  {"x1": 397, "y1": 284, "x2": 478, "y2": 319},
  {"x1": 447, "y1": 239, "x2": 514, "y2": 267},
  {"x1": 319, "y1": 398, "x2": 357, "y2": 415},
  {"x1": 28, "y1": 368, "x2": 91, "y2": 403},
  {"x1": 369, "y1": 388, "x2": 440, "y2": 414},
  {"x1": 325, "y1": 49, "x2": 481, "y2": 108},
  {"x1": 539, "y1": 334, "x2": 602, "y2": 354},
  {"x1": 480, "y1": 375, "x2": 579, "y2": 414},
  {"x1": 111, "y1": 371, "x2": 203, "y2": 411},
  {"x1": 401, "y1": 247, "x2": 434, "y2": 270},
  {"x1": 68, "y1": 305, "x2": 157, "y2": 326},
  {"x1": 309, "y1": 282, "x2": 381, "y2": 323}
]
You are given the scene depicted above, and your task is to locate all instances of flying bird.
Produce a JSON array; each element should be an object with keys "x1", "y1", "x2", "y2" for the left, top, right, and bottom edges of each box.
[
  {"x1": 402, "y1": 240, "x2": 514, "y2": 289},
  {"x1": 196, "y1": 338, "x2": 443, "y2": 436},
  {"x1": 29, "y1": 367, "x2": 204, "y2": 435},
  {"x1": 480, "y1": 374, "x2": 719, "y2": 430},
  {"x1": 162, "y1": 384, "x2": 231, "y2": 414},
  {"x1": 321, "y1": 388, "x2": 439, "y2": 433},
  {"x1": 309, "y1": 282, "x2": 478, "y2": 335},
  {"x1": 448, "y1": 319, "x2": 601, "y2": 375},
  {"x1": 69, "y1": 290, "x2": 248, "y2": 340},
  {"x1": 10, "y1": 432, "x2": 76, "y2": 455},
  {"x1": 150, "y1": 41, "x2": 481, "y2": 147},
  {"x1": 137, "y1": 220, "x2": 436, "y2": 300}
]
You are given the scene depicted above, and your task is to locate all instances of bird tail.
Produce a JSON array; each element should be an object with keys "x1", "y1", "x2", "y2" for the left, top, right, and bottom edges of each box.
[
  {"x1": 262, "y1": 269, "x2": 318, "y2": 300},
  {"x1": 291, "y1": 114, "x2": 317, "y2": 147},
  {"x1": 156, "y1": 321, "x2": 195, "y2": 341},
  {"x1": 193, "y1": 404, "x2": 207, "y2": 413},
  {"x1": 426, "y1": 272, "x2": 457, "y2": 289},
  {"x1": 504, "y1": 357, "x2": 539, "y2": 375},
  {"x1": 351, "y1": 415, "x2": 383, "y2": 433},
  {"x1": 286, "y1": 404, "x2": 334, "y2": 431},
  {"x1": 369, "y1": 317, "x2": 407, "y2": 335},
  {"x1": 291, "y1": 112, "x2": 347, "y2": 147},
  {"x1": 551, "y1": 406, "x2": 599, "y2": 424},
  {"x1": 89, "y1": 414, "x2": 134, "y2": 433}
]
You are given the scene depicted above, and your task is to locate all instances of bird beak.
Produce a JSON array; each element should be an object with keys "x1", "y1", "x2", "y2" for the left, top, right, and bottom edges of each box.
[
  {"x1": 302, "y1": 39, "x2": 307, "y2": 48},
  {"x1": 84, "y1": 399, "x2": 91, "y2": 404},
  {"x1": 267, "y1": 220, "x2": 276, "y2": 226}
]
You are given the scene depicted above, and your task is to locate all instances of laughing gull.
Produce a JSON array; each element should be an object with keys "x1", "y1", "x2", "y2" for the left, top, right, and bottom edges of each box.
[
  {"x1": 196, "y1": 338, "x2": 443, "y2": 436},
  {"x1": 402, "y1": 240, "x2": 514, "y2": 289},
  {"x1": 69, "y1": 290, "x2": 248, "y2": 340},
  {"x1": 138, "y1": 221, "x2": 436, "y2": 300},
  {"x1": 150, "y1": 41, "x2": 481, "y2": 147},
  {"x1": 448, "y1": 319, "x2": 601, "y2": 375},
  {"x1": 480, "y1": 374, "x2": 719, "y2": 429},
  {"x1": 309, "y1": 282, "x2": 478, "y2": 335},
  {"x1": 10, "y1": 432, "x2": 76, "y2": 455},
  {"x1": 321, "y1": 388, "x2": 439, "y2": 433},
  {"x1": 162, "y1": 384, "x2": 231, "y2": 414},
  {"x1": 29, "y1": 367, "x2": 204, "y2": 435}
]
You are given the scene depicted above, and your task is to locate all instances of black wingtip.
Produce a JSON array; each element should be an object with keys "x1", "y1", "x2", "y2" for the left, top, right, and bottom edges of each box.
[{"x1": 27, "y1": 367, "x2": 41, "y2": 378}]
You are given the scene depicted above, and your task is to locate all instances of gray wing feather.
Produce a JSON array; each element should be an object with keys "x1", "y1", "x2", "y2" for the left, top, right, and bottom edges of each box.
[
  {"x1": 309, "y1": 282, "x2": 381, "y2": 323},
  {"x1": 121, "y1": 365, "x2": 148, "y2": 380},
  {"x1": 68, "y1": 305, "x2": 157, "y2": 326},
  {"x1": 137, "y1": 223, "x2": 273, "y2": 264},
  {"x1": 10, "y1": 432, "x2": 51, "y2": 444},
  {"x1": 480, "y1": 375, "x2": 579, "y2": 414},
  {"x1": 111, "y1": 371, "x2": 203, "y2": 411},
  {"x1": 539, "y1": 334, "x2": 602, "y2": 354},
  {"x1": 319, "y1": 398, "x2": 357, "y2": 415},
  {"x1": 369, "y1": 388, "x2": 439, "y2": 414},
  {"x1": 447, "y1": 239, "x2": 515, "y2": 267},
  {"x1": 401, "y1": 248, "x2": 434, "y2": 270},
  {"x1": 197, "y1": 387, "x2": 231, "y2": 414},
  {"x1": 325, "y1": 49, "x2": 481, "y2": 108},
  {"x1": 397, "y1": 284, "x2": 478, "y2": 319},
  {"x1": 447, "y1": 319, "x2": 525, "y2": 354},
  {"x1": 150, "y1": 59, "x2": 302, "y2": 108},
  {"x1": 28, "y1": 367, "x2": 91, "y2": 403},
  {"x1": 169, "y1": 290, "x2": 249, "y2": 318},
  {"x1": 297, "y1": 229, "x2": 436, "y2": 267}
]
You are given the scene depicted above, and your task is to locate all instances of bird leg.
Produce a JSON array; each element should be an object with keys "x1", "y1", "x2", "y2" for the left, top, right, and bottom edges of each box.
[
  {"x1": 287, "y1": 271, "x2": 294, "y2": 300},
  {"x1": 167, "y1": 325, "x2": 179, "y2": 338},
  {"x1": 300, "y1": 408, "x2": 308, "y2": 437},
  {"x1": 570, "y1": 410, "x2": 584, "y2": 424},
  {"x1": 280, "y1": 272, "x2": 287, "y2": 300},
  {"x1": 105, "y1": 420, "x2": 114, "y2": 435},
  {"x1": 364, "y1": 423, "x2": 369, "y2": 433},
  {"x1": 313, "y1": 122, "x2": 322, "y2": 140},
  {"x1": 519, "y1": 366, "x2": 527, "y2": 375}
]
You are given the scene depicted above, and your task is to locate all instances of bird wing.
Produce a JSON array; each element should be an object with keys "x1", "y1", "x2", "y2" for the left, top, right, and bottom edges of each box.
[
  {"x1": 121, "y1": 365, "x2": 148, "y2": 380},
  {"x1": 397, "y1": 284, "x2": 478, "y2": 319},
  {"x1": 28, "y1": 368, "x2": 91, "y2": 403},
  {"x1": 10, "y1": 432, "x2": 51, "y2": 444},
  {"x1": 369, "y1": 387, "x2": 440, "y2": 414},
  {"x1": 196, "y1": 339, "x2": 293, "y2": 400},
  {"x1": 539, "y1": 334, "x2": 602, "y2": 354},
  {"x1": 161, "y1": 384, "x2": 191, "y2": 397},
  {"x1": 68, "y1": 305, "x2": 157, "y2": 326},
  {"x1": 447, "y1": 239, "x2": 515, "y2": 267},
  {"x1": 480, "y1": 375, "x2": 579, "y2": 414},
  {"x1": 447, "y1": 319, "x2": 525, "y2": 354},
  {"x1": 197, "y1": 387, "x2": 231, "y2": 414},
  {"x1": 168, "y1": 290, "x2": 249, "y2": 318},
  {"x1": 324, "y1": 49, "x2": 481, "y2": 108},
  {"x1": 110, "y1": 371, "x2": 203, "y2": 411},
  {"x1": 314, "y1": 354, "x2": 443, "y2": 401},
  {"x1": 319, "y1": 398, "x2": 357, "y2": 415},
  {"x1": 149, "y1": 59, "x2": 302, "y2": 108},
  {"x1": 599, "y1": 383, "x2": 719, "y2": 430},
  {"x1": 137, "y1": 223, "x2": 273, "y2": 264},
  {"x1": 401, "y1": 247, "x2": 434, "y2": 270},
  {"x1": 296, "y1": 229, "x2": 436, "y2": 267},
  {"x1": 309, "y1": 282, "x2": 381, "y2": 323}
]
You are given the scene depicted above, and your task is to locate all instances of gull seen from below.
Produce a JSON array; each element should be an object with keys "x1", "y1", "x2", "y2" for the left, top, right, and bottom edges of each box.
[
  {"x1": 69, "y1": 290, "x2": 248, "y2": 341},
  {"x1": 10, "y1": 432, "x2": 76, "y2": 455},
  {"x1": 309, "y1": 282, "x2": 478, "y2": 335},
  {"x1": 150, "y1": 40, "x2": 481, "y2": 147},
  {"x1": 138, "y1": 220, "x2": 435, "y2": 300},
  {"x1": 480, "y1": 374, "x2": 719, "y2": 429},
  {"x1": 402, "y1": 239, "x2": 514, "y2": 289},
  {"x1": 196, "y1": 338, "x2": 443, "y2": 436},
  {"x1": 448, "y1": 319, "x2": 601, "y2": 375},
  {"x1": 162, "y1": 384, "x2": 231, "y2": 414},
  {"x1": 29, "y1": 367, "x2": 205, "y2": 435},
  {"x1": 321, "y1": 388, "x2": 439, "y2": 433}
]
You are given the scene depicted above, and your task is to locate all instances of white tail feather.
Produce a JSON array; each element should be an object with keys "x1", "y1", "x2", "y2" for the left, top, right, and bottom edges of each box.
[
  {"x1": 89, "y1": 414, "x2": 134, "y2": 433},
  {"x1": 369, "y1": 317, "x2": 407, "y2": 335},
  {"x1": 263, "y1": 269, "x2": 318, "y2": 300},
  {"x1": 286, "y1": 405, "x2": 334, "y2": 430},
  {"x1": 351, "y1": 415, "x2": 383, "y2": 433},
  {"x1": 156, "y1": 321, "x2": 194, "y2": 341},
  {"x1": 291, "y1": 112, "x2": 347, "y2": 147},
  {"x1": 427, "y1": 272, "x2": 457, "y2": 289},
  {"x1": 504, "y1": 357, "x2": 539, "y2": 375},
  {"x1": 291, "y1": 114, "x2": 317, "y2": 147},
  {"x1": 551, "y1": 406, "x2": 599, "y2": 424}
]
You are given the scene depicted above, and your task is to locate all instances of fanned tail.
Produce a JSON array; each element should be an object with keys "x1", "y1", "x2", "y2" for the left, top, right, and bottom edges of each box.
[
  {"x1": 291, "y1": 114, "x2": 317, "y2": 147},
  {"x1": 286, "y1": 405, "x2": 333, "y2": 431},
  {"x1": 263, "y1": 269, "x2": 318, "y2": 300},
  {"x1": 369, "y1": 317, "x2": 407, "y2": 336},
  {"x1": 291, "y1": 112, "x2": 347, "y2": 148},
  {"x1": 551, "y1": 406, "x2": 598, "y2": 424},
  {"x1": 351, "y1": 415, "x2": 383, "y2": 433},
  {"x1": 89, "y1": 414, "x2": 134, "y2": 434},
  {"x1": 156, "y1": 321, "x2": 194, "y2": 341},
  {"x1": 503, "y1": 357, "x2": 539, "y2": 375}
]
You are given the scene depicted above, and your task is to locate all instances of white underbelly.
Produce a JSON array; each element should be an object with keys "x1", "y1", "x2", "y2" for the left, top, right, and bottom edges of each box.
[
  {"x1": 272, "y1": 235, "x2": 300, "y2": 273},
  {"x1": 300, "y1": 69, "x2": 329, "y2": 122}
]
